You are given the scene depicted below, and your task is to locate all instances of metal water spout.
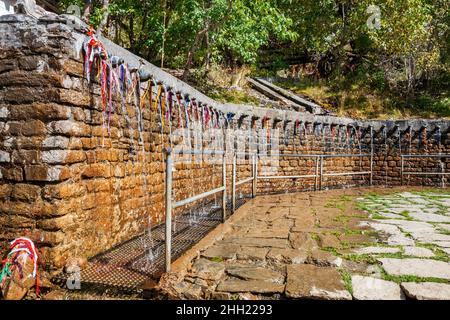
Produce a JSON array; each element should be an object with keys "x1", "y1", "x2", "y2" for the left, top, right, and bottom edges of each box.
[
  {"x1": 407, "y1": 125, "x2": 412, "y2": 154},
  {"x1": 418, "y1": 124, "x2": 427, "y2": 149},
  {"x1": 435, "y1": 124, "x2": 442, "y2": 153}
]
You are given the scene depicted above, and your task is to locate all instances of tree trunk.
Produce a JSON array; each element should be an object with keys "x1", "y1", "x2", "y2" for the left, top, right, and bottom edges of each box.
[
  {"x1": 161, "y1": 0, "x2": 167, "y2": 68},
  {"x1": 182, "y1": 28, "x2": 208, "y2": 80},
  {"x1": 97, "y1": 0, "x2": 110, "y2": 36},
  {"x1": 205, "y1": 29, "x2": 211, "y2": 71}
]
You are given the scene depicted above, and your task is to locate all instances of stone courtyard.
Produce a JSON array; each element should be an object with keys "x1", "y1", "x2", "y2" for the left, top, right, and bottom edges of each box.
[{"x1": 159, "y1": 187, "x2": 450, "y2": 300}]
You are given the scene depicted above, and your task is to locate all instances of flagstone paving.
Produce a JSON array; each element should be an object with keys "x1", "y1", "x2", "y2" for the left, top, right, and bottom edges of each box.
[{"x1": 159, "y1": 187, "x2": 450, "y2": 300}]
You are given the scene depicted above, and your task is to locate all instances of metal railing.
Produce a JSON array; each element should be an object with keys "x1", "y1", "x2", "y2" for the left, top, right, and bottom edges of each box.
[
  {"x1": 164, "y1": 150, "x2": 373, "y2": 272},
  {"x1": 164, "y1": 148, "x2": 227, "y2": 272},
  {"x1": 401, "y1": 154, "x2": 450, "y2": 186},
  {"x1": 319, "y1": 154, "x2": 372, "y2": 190},
  {"x1": 256, "y1": 153, "x2": 320, "y2": 191},
  {"x1": 231, "y1": 153, "x2": 257, "y2": 212},
  {"x1": 256, "y1": 153, "x2": 372, "y2": 191}
]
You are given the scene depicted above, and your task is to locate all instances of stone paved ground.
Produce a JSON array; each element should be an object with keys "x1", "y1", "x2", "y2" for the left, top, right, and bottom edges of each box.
[{"x1": 159, "y1": 187, "x2": 450, "y2": 300}]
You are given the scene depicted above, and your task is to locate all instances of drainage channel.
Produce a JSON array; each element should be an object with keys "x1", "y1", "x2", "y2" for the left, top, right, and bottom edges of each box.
[{"x1": 52, "y1": 197, "x2": 251, "y2": 295}]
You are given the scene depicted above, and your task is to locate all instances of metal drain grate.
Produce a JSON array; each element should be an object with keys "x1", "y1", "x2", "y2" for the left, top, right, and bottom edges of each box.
[{"x1": 52, "y1": 203, "x2": 241, "y2": 293}]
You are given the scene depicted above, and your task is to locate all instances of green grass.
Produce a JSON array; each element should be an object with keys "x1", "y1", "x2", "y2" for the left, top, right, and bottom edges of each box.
[
  {"x1": 210, "y1": 88, "x2": 260, "y2": 105},
  {"x1": 338, "y1": 268, "x2": 353, "y2": 295},
  {"x1": 274, "y1": 75, "x2": 450, "y2": 120},
  {"x1": 380, "y1": 268, "x2": 450, "y2": 284},
  {"x1": 324, "y1": 199, "x2": 346, "y2": 212},
  {"x1": 310, "y1": 233, "x2": 320, "y2": 242},
  {"x1": 342, "y1": 254, "x2": 377, "y2": 264},
  {"x1": 437, "y1": 229, "x2": 450, "y2": 236},
  {"x1": 210, "y1": 256, "x2": 223, "y2": 263},
  {"x1": 398, "y1": 210, "x2": 413, "y2": 220},
  {"x1": 415, "y1": 242, "x2": 450, "y2": 262}
]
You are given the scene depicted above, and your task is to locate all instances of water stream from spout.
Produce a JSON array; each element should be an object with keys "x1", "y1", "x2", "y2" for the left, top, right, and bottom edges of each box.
[{"x1": 383, "y1": 127, "x2": 388, "y2": 187}]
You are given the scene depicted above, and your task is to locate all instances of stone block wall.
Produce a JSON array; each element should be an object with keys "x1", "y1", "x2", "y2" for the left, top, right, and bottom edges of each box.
[{"x1": 0, "y1": 15, "x2": 449, "y2": 271}]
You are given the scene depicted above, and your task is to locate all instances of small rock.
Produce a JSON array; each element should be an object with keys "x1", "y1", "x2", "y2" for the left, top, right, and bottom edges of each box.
[
  {"x1": 226, "y1": 266, "x2": 284, "y2": 283},
  {"x1": 183, "y1": 284, "x2": 203, "y2": 300},
  {"x1": 340, "y1": 260, "x2": 370, "y2": 274},
  {"x1": 237, "y1": 247, "x2": 268, "y2": 261},
  {"x1": 307, "y1": 249, "x2": 342, "y2": 267},
  {"x1": 194, "y1": 278, "x2": 209, "y2": 288},
  {"x1": 351, "y1": 275, "x2": 404, "y2": 300},
  {"x1": 366, "y1": 265, "x2": 383, "y2": 278},
  {"x1": 211, "y1": 292, "x2": 232, "y2": 300},
  {"x1": 267, "y1": 248, "x2": 308, "y2": 264},
  {"x1": 202, "y1": 244, "x2": 240, "y2": 260},
  {"x1": 238, "y1": 292, "x2": 259, "y2": 300},
  {"x1": 41, "y1": 289, "x2": 67, "y2": 300},
  {"x1": 285, "y1": 264, "x2": 351, "y2": 300},
  {"x1": 216, "y1": 279, "x2": 285, "y2": 293},
  {"x1": 191, "y1": 258, "x2": 225, "y2": 281},
  {"x1": 173, "y1": 281, "x2": 190, "y2": 296},
  {"x1": 401, "y1": 282, "x2": 450, "y2": 300}
]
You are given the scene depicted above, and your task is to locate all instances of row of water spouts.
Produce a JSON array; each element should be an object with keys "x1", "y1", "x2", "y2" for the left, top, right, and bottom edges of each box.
[{"x1": 138, "y1": 115, "x2": 447, "y2": 270}]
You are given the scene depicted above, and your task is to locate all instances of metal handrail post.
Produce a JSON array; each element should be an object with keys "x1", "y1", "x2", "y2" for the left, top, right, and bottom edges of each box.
[
  {"x1": 253, "y1": 154, "x2": 258, "y2": 197},
  {"x1": 319, "y1": 156, "x2": 324, "y2": 190},
  {"x1": 222, "y1": 153, "x2": 227, "y2": 222},
  {"x1": 232, "y1": 153, "x2": 237, "y2": 212},
  {"x1": 370, "y1": 126, "x2": 374, "y2": 186},
  {"x1": 401, "y1": 156, "x2": 404, "y2": 186},
  {"x1": 251, "y1": 153, "x2": 256, "y2": 198},
  {"x1": 314, "y1": 155, "x2": 319, "y2": 191},
  {"x1": 164, "y1": 148, "x2": 173, "y2": 273}
]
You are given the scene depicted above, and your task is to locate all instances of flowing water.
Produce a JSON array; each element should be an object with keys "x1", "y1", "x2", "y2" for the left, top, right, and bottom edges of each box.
[{"x1": 383, "y1": 126, "x2": 388, "y2": 187}]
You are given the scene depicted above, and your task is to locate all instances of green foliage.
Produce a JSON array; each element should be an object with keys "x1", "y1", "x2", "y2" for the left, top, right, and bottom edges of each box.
[{"x1": 58, "y1": 0, "x2": 449, "y2": 118}]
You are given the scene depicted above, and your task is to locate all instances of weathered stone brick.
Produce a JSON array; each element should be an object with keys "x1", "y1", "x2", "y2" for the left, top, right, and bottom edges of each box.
[
  {"x1": 42, "y1": 150, "x2": 82, "y2": 164},
  {"x1": 81, "y1": 163, "x2": 111, "y2": 178},
  {"x1": 2, "y1": 86, "x2": 59, "y2": 103},
  {"x1": 0, "y1": 214, "x2": 34, "y2": 228},
  {"x1": 48, "y1": 120, "x2": 91, "y2": 137},
  {"x1": 62, "y1": 58, "x2": 83, "y2": 77},
  {"x1": 40, "y1": 231, "x2": 65, "y2": 246},
  {"x1": 22, "y1": 120, "x2": 47, "y2": 136},
  {"x1": 0, "y1": 59, "x2": 17, "y2": 73},
  {"x1": 1, "y1": 166, "x2": 23, "y2": 181},
  {"x1": 24, "y1": 165, "x2": 70, "y2": 182},
  {"x1": 0, "y1": 70, "x2": 63, "y2": 87},
  {"x1": 84, "y1": 179, "x2": 112, "y2": 193},
  {"x1": 11, "y1": 150, "x2": 40, "y2": 164},
  {"x1": 8, "y1": 103, "x2": 70, "y2": 121},
  {"x1": 0, "y1": 184, "x2": 12, "y2": 199},
  {"x1": 0, "y1": 150, "x2": 10, "y2": 163},
  {"x1": 18, "y1": 56, "x2": 46, "y2": 71},
  {"x1": 42, "y1": 136, "x2": 70, "y2": 149},
  {"x1": 12, "y1": 184, "x2": 41, "y2": 202},
  {"x1": 43, "y1": 183, "x2": 85, "y2": 200},
  {"x1": 37, "y1": 215, "x2": 74, "y2": 231},
  {"x1": 58, "y1": 88, "x2": 91, "y2": 107}
]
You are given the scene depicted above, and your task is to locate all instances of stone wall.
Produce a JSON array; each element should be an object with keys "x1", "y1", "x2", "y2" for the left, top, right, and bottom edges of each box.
[{"x1": 0, "y1": 15, "x2": 449, "y2": 271}]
